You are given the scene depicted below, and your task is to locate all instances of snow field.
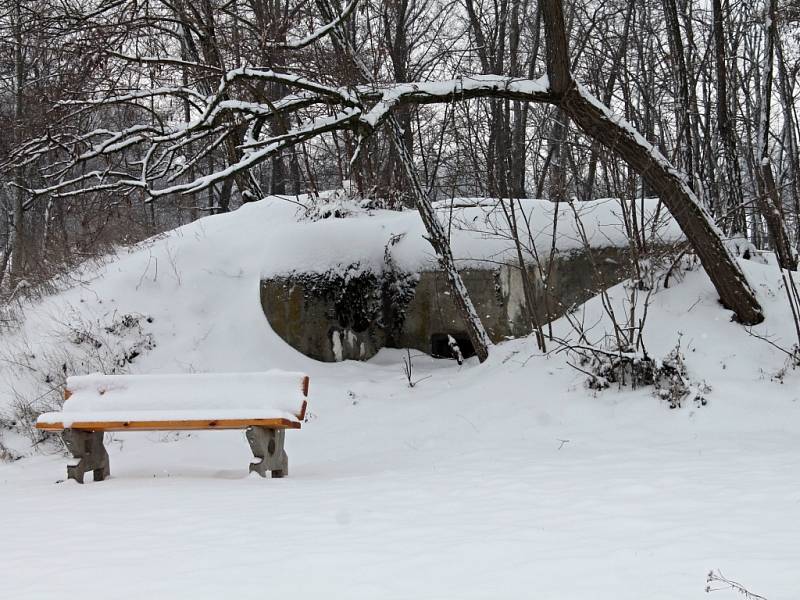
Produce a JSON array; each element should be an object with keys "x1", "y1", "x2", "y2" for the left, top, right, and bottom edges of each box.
[{"x1": 0, "y1": 197, "x2": 797, "y2": 599}]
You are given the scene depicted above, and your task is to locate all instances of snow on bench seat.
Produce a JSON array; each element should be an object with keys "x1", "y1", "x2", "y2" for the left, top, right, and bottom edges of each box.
[{"x1": 36, "y1": 371, "x2": 309, "y2": 432}]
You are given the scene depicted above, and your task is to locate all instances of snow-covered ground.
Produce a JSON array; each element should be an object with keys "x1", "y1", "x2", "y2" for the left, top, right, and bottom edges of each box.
[{"x1": 0, "y1": 198, "x2": 798, "y2": 599}]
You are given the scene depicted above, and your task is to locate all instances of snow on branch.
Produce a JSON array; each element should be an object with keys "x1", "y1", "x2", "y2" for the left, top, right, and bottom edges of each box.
[
  {"x1": 147, "y1": 108, "x2": 363, "y2": 197},
  {"x1": 360, "y1": 75, "x2": 551, "y2": 129},
  {"x1": 13, "y1": 71, "x2": 556, "y2": 200},
  {"x1": 270, "y1": 0, "x2": 361, "y2": 50},
  {"x1": 204, "y1": 67, "x2": 360, "y2": 117}
]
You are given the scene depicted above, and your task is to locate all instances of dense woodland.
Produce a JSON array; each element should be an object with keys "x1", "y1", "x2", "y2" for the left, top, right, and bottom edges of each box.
[{"x1": 1, "y1": 0, "x2": 799, "y2": 359}]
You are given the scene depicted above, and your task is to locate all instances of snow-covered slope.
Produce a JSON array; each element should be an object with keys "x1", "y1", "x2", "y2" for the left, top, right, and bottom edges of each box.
[
  {"x1": 0, "y1": 197, "x2": 797, "y2": 600},
  {"x1": 0, "y1": 196, "x2": 681, "y2": 429}
]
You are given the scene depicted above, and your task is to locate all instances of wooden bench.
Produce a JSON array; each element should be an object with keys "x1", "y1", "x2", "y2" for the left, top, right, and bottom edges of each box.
[{"x1": 36, "y1": 371, "x2": 309, "y2": 483}]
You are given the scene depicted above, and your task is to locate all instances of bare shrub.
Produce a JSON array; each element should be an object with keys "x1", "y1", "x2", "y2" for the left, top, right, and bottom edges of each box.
[
  {"x1": 562, "y1": 334, "x2": 710, "y2": 409},
  {"x1": 654, "y1": 337, "x2": 711, "y2": 409},
  {"x1": 706, "y1": 569, "x2": 768, "y2": 600},
  {"x1": 0, "y1": 309, "x2": 156, "y2": 454}
]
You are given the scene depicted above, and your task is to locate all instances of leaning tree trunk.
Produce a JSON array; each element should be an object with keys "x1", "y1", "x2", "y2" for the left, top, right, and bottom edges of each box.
[
  {"x1": 540, "y1": 0, "x2": 764, "y2": 324},
  {"x1": 318, "y1": 0, "x2": 492, "y2": 362},
  {"x1": 386, "y1": 114, "x2": 493, "y2": 361}
]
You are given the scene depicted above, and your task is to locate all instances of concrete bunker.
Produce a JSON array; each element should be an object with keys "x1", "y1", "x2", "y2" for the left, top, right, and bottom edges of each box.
[{"x1": 260, "y1": 246, "x2": 636, "y2": 362}]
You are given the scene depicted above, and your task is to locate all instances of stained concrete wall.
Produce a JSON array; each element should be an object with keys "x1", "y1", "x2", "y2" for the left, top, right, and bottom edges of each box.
[{"x1": 260, "y1": 247, "x2": 633, "y2": 362}]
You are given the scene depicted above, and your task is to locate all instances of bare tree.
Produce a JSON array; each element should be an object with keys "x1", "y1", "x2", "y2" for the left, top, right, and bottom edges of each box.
[{"x1": 754, "y1": 0, "x2": 797, "y2": 271}]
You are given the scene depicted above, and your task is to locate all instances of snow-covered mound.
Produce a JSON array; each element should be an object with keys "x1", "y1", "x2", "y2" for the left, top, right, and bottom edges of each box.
[
  {"x1": 260, "y1": 195, "x2": 682, "y2": 276},
  {"x1": 0, "y1": 196, "x2": 680, "y2": 432},
  {"x1": 0, "y1": 196, "x2": 797, "y2": 600}
]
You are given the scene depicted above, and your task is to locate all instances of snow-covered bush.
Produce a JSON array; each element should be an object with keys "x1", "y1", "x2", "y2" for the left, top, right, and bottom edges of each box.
[
  {"x1": 654, "y1": 340, "x2": 711, "y2": 408},
  {"x1": 724, "y1": 236, "x2": 770, "y2": 264},
  {"x1": 574, "y1": 336, "x2": 710, "y2": 409},
  {"x1": 577, "y1": 346, "x2": 657, "y2": 391},
  {"x1": 303, "y1": 184, "x2": 404, "y2": 221},
  {"x1": 0, "y1": 309, "x2": 156, "y2": 451}
]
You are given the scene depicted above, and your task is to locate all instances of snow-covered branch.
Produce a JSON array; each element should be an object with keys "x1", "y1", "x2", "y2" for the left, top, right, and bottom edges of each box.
[
  {"x1": 271, "y1": 0, "x2": 361, "y2": 50},
  {"x1": 10, "y1": 70, "x2": 558, "y2": 200}
]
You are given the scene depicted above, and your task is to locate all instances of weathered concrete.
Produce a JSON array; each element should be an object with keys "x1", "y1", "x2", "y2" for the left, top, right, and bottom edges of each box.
[
  {"x1": 246, "y1": 427, "x2": 288, "y2": 478},
  {"x1": 62, "y1": 429, "x2": 110, "y2": 483},
  {"x1": 260, "y1": 247, "x2": 634, "y2": 362}
]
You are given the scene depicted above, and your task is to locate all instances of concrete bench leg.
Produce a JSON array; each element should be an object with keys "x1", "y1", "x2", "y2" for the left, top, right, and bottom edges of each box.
[
  {"x1": 246, "y1": 427, "x2": 288, "y2": 478},
  {"x1": 62, "y1": 429, "x2": 110, "y2": 484}
]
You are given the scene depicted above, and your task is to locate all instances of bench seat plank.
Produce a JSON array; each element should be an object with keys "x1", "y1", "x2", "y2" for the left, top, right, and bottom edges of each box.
[{"x1": 36, "y1": 417, "x2": 301, "y2": 432}]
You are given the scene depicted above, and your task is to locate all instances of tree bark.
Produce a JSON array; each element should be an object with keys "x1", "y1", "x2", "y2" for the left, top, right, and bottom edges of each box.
[{"x1": 379, "y1": 0, "x2": 414, "y2": 206}]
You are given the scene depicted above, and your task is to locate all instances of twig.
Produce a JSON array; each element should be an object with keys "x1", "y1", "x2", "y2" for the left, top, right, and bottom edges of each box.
[
  {"x1": 706, "y1": 569, "x2": 768, "y2": 600},
  {"x1": 402, "y1": 349, "x2": 432, "y2": 387}
]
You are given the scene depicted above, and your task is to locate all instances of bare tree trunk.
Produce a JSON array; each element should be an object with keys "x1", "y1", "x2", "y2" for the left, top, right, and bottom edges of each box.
[
  {"x1": 755, "y1": 0, "x2": 797, "y2": 271},
  {"x1": 378, "y1": 0, "x2": 414, "y2": 206},
  {"x1": 663, "y1": 0, "x2": 696, "y2": 184},
  {"x1": 270, "y1": 133, "x2": 287, "y2": 196},
  {"x1": 713, "y1": 0, "x2": 747, "y2": 235},
  {"x1": 174, "y1": 2, "x2": 261, "y2": 203},
  {"x1": 10, "y1": 0, "x2": 25, "y2": 285},
  {"x1": 508, "y1": 0, "x2": 534, "y2": 198},
  {"x1": 465, "y1": 0, "x2": 515, "y2": 199},
  {"x1": 584, "y1": 0, "x2": 634, "y2": 201},
  {"x1": 774, "y1": 36, "x2": 800, "y2": 247},
  {"x1": 540, "y1": 0, "x2": 764, "y2": 324},
  {"x1": 0, "y1": 240, "x2": 10, "y2": 292},
  {"x1": 547, "y1": 108, "x2": 568, "y2": 201}
]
